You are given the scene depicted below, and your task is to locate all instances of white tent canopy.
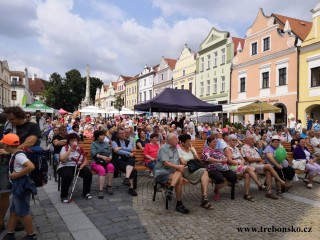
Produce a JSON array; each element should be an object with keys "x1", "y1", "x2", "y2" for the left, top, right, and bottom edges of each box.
[
  {"x1": 108, "y1": 107, "x2": 136, "y2": 115},
  {"x1": 79, "y1": 105, "x2": 109, "y2": 117}
]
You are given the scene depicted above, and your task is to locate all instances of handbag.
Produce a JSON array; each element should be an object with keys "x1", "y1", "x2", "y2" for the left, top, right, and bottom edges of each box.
[
  {"x1": 187, "y1": 159, "x2": 204, "y2": 173},
  {"x1": 292, "y1": 159, "x2": 307, "y2": 170},
  {"x1": 214, "y1": 163, "x2": 229, "y2": 171}
]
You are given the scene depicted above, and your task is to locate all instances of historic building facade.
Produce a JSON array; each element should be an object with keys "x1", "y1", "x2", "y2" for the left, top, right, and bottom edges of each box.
[
  {"x1": 153, "y1": 57, "x2": 176, "y2": 96},
  {"x1": 125, "y1": 75, "x2": 138, "y2": 110},
  {"x1": 298, "y1": 3, "x2": 320, "y2": 125},
  {"x1": 230, "y1": 9, "x2": 311, "y2": 125},
  {"x1": 172, "y1": 44, "x2": 196, "y2": 95},
  {"x1": 137, "y1": 65, "x2": 158, "y2": 104},
  {"x1": 196, "y1": 27, "x2": 244, "y2": 107}
]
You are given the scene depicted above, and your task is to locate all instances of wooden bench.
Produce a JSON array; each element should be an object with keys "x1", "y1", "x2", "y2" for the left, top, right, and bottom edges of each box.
[
  {"x1": 282, "y1": 142, "x2": 291, "y2": 152},
  {"x1": 286, "y1": 152, "x2": 309, "y2": 179}
]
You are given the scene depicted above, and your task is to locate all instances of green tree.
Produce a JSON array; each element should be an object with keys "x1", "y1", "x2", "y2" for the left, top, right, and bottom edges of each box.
[
  {"x1": 43, "y1": 69, "x2": 103, "y2": 112},
  {"x1": 113, "y1": 94, "x2": 124, "y2": 112}
]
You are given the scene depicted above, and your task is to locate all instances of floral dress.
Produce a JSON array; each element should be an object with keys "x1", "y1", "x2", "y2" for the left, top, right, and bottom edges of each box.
[{"x1": 228, "y1": 146, "x2": 247, "y2": 175}]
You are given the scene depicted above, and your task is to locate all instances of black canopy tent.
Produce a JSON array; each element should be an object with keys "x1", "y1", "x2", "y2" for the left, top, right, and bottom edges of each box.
[{"x1": 134, "y1": 88, "x2": 222, "y2": 113}]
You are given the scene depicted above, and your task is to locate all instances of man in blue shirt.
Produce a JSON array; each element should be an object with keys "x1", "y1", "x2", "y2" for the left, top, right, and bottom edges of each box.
[
  {"x1": 300, "y1": 128, "x2": 307, "y2": 139},
  {"x1": 112, "y1": 128, "x2": 137, "y2": 196}
]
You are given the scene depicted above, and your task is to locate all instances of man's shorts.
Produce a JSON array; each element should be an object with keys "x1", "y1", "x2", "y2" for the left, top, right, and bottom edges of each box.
[
  {"x1": 10, "y1": 192, "x2": 31, "y2": 217},
  {"x1": 250, "y1": 163, "x2": 265, "y2": 174}
]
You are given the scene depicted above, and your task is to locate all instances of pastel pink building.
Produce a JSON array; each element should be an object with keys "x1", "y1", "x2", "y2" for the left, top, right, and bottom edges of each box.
[{"x1": 230, "y1": 9, "x2": 311, "y2": 125}]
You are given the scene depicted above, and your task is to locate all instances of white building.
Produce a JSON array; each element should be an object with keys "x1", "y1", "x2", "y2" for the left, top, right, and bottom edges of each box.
[
  {"x1": 95, "y1": 82, "x2": 117, "y2": 111},
  {"x1": 0, "y1": 60, "x2": 11, "y2": 108},
  {"x1": 138, "y1": 65, "x2": 158, "y2": 103},
  {"x1": 153, "y1": 57, "x2": 176, "y2": 96}
]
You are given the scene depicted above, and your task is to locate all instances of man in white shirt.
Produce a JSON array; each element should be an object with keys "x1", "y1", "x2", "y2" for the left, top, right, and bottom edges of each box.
[
  {"x1": 282, "y1": 127, "x2": 292, "y2": 142},
  {"x1": 310, "y1": 131, "x2": 320, "y2": 156},
  {"x1": 252, "y1": 127, "x2": 261, "y2": 142}
]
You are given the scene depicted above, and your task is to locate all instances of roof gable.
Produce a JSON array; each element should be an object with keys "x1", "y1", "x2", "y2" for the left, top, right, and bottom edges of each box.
[
  {"x1": 29, "y1": 78, "x2": 47, "y2": 95},
  {"x1": 200, "y1": 27, "x2": 229, "y2": 51}
]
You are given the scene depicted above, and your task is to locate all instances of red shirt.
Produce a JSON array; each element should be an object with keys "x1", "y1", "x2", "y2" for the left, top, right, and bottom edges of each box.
[{"x1": 143, "y1": 143, "x2": 160, "y2": 165}]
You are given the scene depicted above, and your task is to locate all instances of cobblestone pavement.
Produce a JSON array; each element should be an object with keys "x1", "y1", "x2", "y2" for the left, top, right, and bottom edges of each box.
[
  {"x1": 132, "y1": 174, "x2": 320, "y2": 240},
  {"x1": 72, "y1": 175, "x2": 149, "y2": 240},
  {"x1": 0, "y1": 187, "x2": 74, "y2": 240}
]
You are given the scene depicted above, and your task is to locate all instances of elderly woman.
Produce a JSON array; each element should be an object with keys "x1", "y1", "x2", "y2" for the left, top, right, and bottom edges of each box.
[
  {"x1": 178, "y1": 134, "x2": 213, "y2": 210},
  {"x1": 293, "y1": 138, "x2": 320, "y2": 189},
  {"x1": 202, "y1": 136, "x2": 237, "y2": 202},
  {"x1": 83, "y1": 126, "x2": 94, "y2": 139},
  {"x1": 57, "y1": 133, "x2": 92, "y2": 203},
  {"x1": 264, "y1": 135, "x2": 295, "y2": 195},
  {"x1": 91, "y1": 130, "x2": 114, "y2": 199},
  {"x1": 143, "y1": 133, "x2": 160, "y2": 177},
  {"x1": 136, "y1": 130, "x2": 150, "y2": 150},
  {"x1": 227, "y1": 134, "x2": 265, "y2": 201}
]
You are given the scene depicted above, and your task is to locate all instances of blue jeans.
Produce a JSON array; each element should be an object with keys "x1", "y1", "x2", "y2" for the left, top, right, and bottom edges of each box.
[
  {"x1": 10, "y1": 192, "x2": 31, "y2": 216},
  {"x1": 146, "y1": 161, "x2": 156, "y2": 171}
]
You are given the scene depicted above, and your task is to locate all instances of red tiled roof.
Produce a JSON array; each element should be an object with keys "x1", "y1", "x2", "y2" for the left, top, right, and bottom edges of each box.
[
  {"x1": 112, "y1": 82, "x2": 117, "y2": 89},
  {"x1": 232, "y1": 37, "x2": 245, "y2": 55},
  {"x1": 164, "y1": 58, "x2": 177, "y2": 70},
  {"x1": 29, "y1": 78, "x2": 47, "y2": 95},
  {"x1": 120, "y1": 75, "x2": 132, "y2": 82},
  {"x1": 126, "y1": 74, "x2": 139, "y2": 82},
  {"x1": 272, "y1": 14, "x2": 312, "y2": 40}
]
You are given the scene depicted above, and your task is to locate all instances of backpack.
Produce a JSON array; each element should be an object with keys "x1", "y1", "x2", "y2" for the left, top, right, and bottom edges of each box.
[{"x1": 24, "y1": 146, "x2": 49, "y2": 187}]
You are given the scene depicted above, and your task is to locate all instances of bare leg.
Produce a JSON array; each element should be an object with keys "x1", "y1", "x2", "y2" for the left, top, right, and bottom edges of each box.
[
  {"x1": 200, "y1": 171, "x2": 209, "y2": 196},
  {"x1": 107, "y1": 173, "x2": 113, "y2": 186},
  {"x1": 98, "y1": 176, "x2": 105, "y2": 191},
  {"x1": 264, "y1": 165, "x2": 285, "y2": 184},
  {"x1": 265, "y1": 171, "x2": 273, "y2": 194},
  {"x1": 243, "y1": 173, "x2": 251, "y2": 195},
  {"x1": 245, "y1": 167, "x2": 261, "y2": 187},
  {"x1": 169, "y1": 171, "x2": 182, "y2": 187},
  {"x1": 21, "y1": 214, "x2": 33, "y2": 235},
  {"x1": 175, "y1": 178, "x2": 184, "y2": 201},
  {"x1": 0, "y1": 193, "x2": 10, "y2": 226},
  {"x1": 7, "y1": 212, "x2": 18, "y2": 232},
  {"x1": 126, "y1": 165, "x2": 133, "y2": 178}
]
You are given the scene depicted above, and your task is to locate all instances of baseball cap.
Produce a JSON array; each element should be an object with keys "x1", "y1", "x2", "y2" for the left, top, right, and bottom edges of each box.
[{"x1": 0, "y1": 133, "x2": 20, "y2": 146}]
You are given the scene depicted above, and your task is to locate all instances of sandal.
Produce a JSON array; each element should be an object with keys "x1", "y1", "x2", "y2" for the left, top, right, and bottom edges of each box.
[
  {"x1": 98, "y1": 190, "x2": 104, "y2": 199},
  {"x1": 106, "y1": 185, "x2": 113, "y2": 195},
  {"x1": 200, "y1": 201, "x2": 214, "y2": 210},
  {"x1": 258, "y1": 184, "x2": 266, "y2": 191},
  {"x1": 85, "y1": 194, "x2": 93, "y2": 200},
  {"x1": 265, "y1": 193, "x2": 278, "y2": 200},
  {"x1": 243, "y1": 194, "x2": 254, "y2": 202},
  {"x1": 201, "y1": 195, "x2": 209, "y2": 205},
  {"x1": 175, "y1": 204, "x2": 190, "y2": 214}
]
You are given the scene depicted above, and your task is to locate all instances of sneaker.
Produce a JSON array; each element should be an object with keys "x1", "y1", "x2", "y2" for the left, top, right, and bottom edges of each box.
[
  {"x1": 149, "y1": 172, "x2": 154, "y2": 178},
  {"x1": 61, "y1": 198, "x2": 69, "y2": 203},
  {"x1": 128, "y1": 188, "x2": 137, "y2": 196},
  {"x1": 20, "y1": 234, "x2": 37, "y2": 240},
  {"x1": 307, "y1": 183, "x2": 313, "y2": 189},
  {"x1": 1, "y1": 233, "x2": 16, "y2": 240},
  {"x1": 122, "y1": 178, "x2": 131, "y2": 186},
  {"x1": 98, "y1": 190, "x2": 104, "y2": 199}
]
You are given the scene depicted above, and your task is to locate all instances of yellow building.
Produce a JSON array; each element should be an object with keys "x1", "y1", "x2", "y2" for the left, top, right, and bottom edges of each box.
[
  {"x1": 298, "y1": 3, "x2": 320, "y2": 126},
  {"x1": 172, "y1": 44, "x2": 196, "y2": 95},
  {"x1": 125, "y1": 76, "x2": 138, "y2": 110}
]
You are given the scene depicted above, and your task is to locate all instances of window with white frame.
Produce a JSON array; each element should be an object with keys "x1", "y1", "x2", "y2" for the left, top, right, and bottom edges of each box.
[
  {"x1": 240, "y1": 77, "x2": 246, "y2": 92},
  {"x1": 311, "y1": 67, "x2": 320, "y2": 87},
  {"x1": 213, "y1": 78, "x2": 217, "y2": 93},
  {"x1": 279, "y1": 68, "x2": 287, "y2": 86},
  {"x1": 201, "y1": 57, "x2": 204, "y2": 71},
  {"x1": 161, "y1": 74, "x2": 164, "y2": 81},
  {"x1": 263, "y1": 37, "x2": 270, "y2": 51},
  {"x1": 182, "y1": 69, "x2": 185, "y2": 76},
  {"x1": 207, "y1": 54, "x2": 211, "y2": 69},
  {"x1": 139, "y1": 93, "x2": 142, "y2": 102},
  {"x1": 221, "y1": 76, "x2": 225, "y2": 92},
  {"x1": 181, "y1": 85, "x2": 184, "y2": 89},
  {"x1": 200, "y1": 82, "x2": 204, "y2": 96},
  {"x1": 262, "y1": 72, "x2": 269, "y2": 88},
  {"x1": 144, "y1": 79, "x2": 146, "y2": 86},
  {"x1": 251, "y1": 42, "x2": 257, "y2": 56},
  {"x1": 214, "y1": 52, "x2": 217, "y2": 67},
  {"x1": 221, "y1": 49, "x2": 225, "y2": 64},
  {"x1": 206, "y1": 80, "x2": 210, "y2": 95},
  {"x1": 149, "y1": 90, "x2": 152, "y2": 99},
  {"x1": 144, "y1": 91, "x2": 146, "y2": 101},
  {"x1": 189, "y1": 82, "x2": 192, "y2": 92}
]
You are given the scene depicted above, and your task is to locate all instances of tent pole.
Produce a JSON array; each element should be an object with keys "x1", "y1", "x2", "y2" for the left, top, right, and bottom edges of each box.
[
  {"x1": 221, "y1": 111, "x2": 223, "y2": 127},
  {"x1": 259, "y1": 101, "x2": 262, "y2": 126}
]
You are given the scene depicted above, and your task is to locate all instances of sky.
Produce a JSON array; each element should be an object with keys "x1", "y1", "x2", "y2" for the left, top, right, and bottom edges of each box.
[{"x1": 0, "y1": 0, "x2": 318, "y2": 83}]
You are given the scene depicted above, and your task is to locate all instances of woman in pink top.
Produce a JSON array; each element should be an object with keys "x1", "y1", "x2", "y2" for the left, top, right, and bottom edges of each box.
[{"x1": 143, "y1": 133, "x2": 160, "y2": 177}]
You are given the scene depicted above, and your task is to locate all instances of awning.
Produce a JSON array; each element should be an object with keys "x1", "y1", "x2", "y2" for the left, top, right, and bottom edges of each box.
[
  {"x1": 223, "y1": 102, "x2": 254, "y2": 113},
  {"x1": 233, "y1": 101, "x2": 281, "y2": 115}
]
